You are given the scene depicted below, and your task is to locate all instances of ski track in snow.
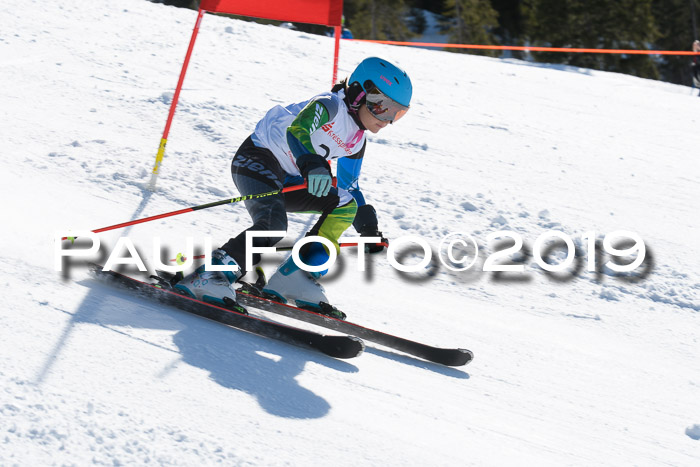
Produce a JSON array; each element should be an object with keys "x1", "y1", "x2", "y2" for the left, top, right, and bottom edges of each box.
[{"x1": 2, "y1": 0, "x2": 700, "y2": 465}]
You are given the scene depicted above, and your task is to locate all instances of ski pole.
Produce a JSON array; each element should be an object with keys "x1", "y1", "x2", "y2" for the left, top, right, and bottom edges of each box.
[{"x1": 62, "y1": 182, "x2": 309, "y2": 241}]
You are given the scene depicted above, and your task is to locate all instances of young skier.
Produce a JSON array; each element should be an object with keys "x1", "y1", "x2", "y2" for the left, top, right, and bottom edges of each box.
[{"x1": 175, "y1": 57, "x2": 413, "y2": 318}]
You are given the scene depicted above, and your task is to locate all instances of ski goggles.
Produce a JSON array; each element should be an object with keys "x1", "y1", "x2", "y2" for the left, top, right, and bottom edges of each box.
[{"x1": 364, "y1": 84, "x2": 409, "y2": 123}]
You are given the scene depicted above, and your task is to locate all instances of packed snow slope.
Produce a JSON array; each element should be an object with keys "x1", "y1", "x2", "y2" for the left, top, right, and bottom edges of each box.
[{"x1": 2, "y1": 0, "x2": 700, "y2": 465}]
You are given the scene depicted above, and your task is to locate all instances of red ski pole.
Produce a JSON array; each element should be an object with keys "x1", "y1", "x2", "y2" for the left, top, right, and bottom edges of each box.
[{"x1": 62, "y1": 183, "x2": 309, "y2": 241}]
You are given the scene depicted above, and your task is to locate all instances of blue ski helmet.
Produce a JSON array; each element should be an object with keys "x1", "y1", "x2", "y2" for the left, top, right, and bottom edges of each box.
[{"x1": 348, "y1": 57, "x2": 412, "y2": 122}]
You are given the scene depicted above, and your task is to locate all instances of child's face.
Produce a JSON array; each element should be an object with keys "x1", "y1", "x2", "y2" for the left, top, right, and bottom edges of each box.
[{"x1": 358, "y1": 104, "x2": 390, "y2": 134}]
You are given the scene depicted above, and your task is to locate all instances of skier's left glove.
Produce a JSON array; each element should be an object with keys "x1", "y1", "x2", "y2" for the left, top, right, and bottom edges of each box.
[
  {"x1": 361, "y1": 228, "x2": 388, "y2": 254},
  {"x1": 353, "y1": 204, "x2": 388, "y2": 254}
]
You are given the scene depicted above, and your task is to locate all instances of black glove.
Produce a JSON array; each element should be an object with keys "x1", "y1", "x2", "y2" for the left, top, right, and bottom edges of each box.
[{"x1": 353, "y1": 204, "x2": 388, "y2": 254}]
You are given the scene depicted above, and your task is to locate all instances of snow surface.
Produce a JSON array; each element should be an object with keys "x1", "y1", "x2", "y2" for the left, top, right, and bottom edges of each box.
[{"x1": 2, "y1": 0, "x2": 700, "y2": 464}]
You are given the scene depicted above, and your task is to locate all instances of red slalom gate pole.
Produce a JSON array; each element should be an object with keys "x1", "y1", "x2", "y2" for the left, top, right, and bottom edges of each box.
[
  {"x1": 61, "y1": 183, "x2": 308, "y2": 241},
  {"x1": 332, "y1": 25, "x2": 341, "y2": 85},
  {"x1": 148, "y1": 8, "x2": 206, "y2": 190}
]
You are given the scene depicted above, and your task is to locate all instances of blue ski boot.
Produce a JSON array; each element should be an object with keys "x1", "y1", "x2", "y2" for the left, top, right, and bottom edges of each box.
[{"x1": 174, "y1": 249, "x2": 244, "y2": 312}]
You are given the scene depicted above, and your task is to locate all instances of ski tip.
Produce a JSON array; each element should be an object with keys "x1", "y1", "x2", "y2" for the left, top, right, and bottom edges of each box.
[
  {"x1": 434, "y1": 348, "x2": 473, "y2": 367},
  {"x1": 453, "y1": 349, "x2": 474, "y2": 366}
]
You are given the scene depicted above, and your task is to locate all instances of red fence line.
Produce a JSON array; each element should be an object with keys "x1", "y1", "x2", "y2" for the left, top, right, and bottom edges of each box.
[{"x1": 349, "y1": 39, "x2": 700, "y2": 56}]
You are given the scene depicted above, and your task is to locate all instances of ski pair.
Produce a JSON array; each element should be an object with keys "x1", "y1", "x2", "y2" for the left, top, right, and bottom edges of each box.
[
  {"x1": 158, "y1": 268, "x2": 474, "y2": 367},
  {"x1": 89, "y1": 264, "x2": 473, "y2": 366}
]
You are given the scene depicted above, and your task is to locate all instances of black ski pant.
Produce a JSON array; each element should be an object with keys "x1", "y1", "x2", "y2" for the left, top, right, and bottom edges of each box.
[{"x1": 220, "y1": 136, "x2": 357, "y2": 273}]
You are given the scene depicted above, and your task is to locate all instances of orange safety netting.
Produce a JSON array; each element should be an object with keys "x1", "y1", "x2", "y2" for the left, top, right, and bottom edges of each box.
[{"x1": 350, "y1": 39, "x2": 700, "y2": 56}]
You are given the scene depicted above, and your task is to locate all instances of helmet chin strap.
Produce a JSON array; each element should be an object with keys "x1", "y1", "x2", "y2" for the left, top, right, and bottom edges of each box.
[{"x1": 343, "y1": 86, "x2": 367, "y2": 130}]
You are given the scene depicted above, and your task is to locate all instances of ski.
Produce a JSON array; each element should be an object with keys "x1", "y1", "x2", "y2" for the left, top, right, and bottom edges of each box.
[{"x1": 87, "y1": 263, "x2": 364, "y2": 360}]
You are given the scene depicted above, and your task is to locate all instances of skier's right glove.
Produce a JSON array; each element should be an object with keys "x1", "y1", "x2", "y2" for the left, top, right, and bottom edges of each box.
[
  {"x1": 298, "y1": 153, "x2": 333, "y2": 198},
  {"x1": 307, "y1": 167, "x2": 333, "y2": 197},
  {"x1": 353, "y1": 204, "x2": 388, "y2": 254}
]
